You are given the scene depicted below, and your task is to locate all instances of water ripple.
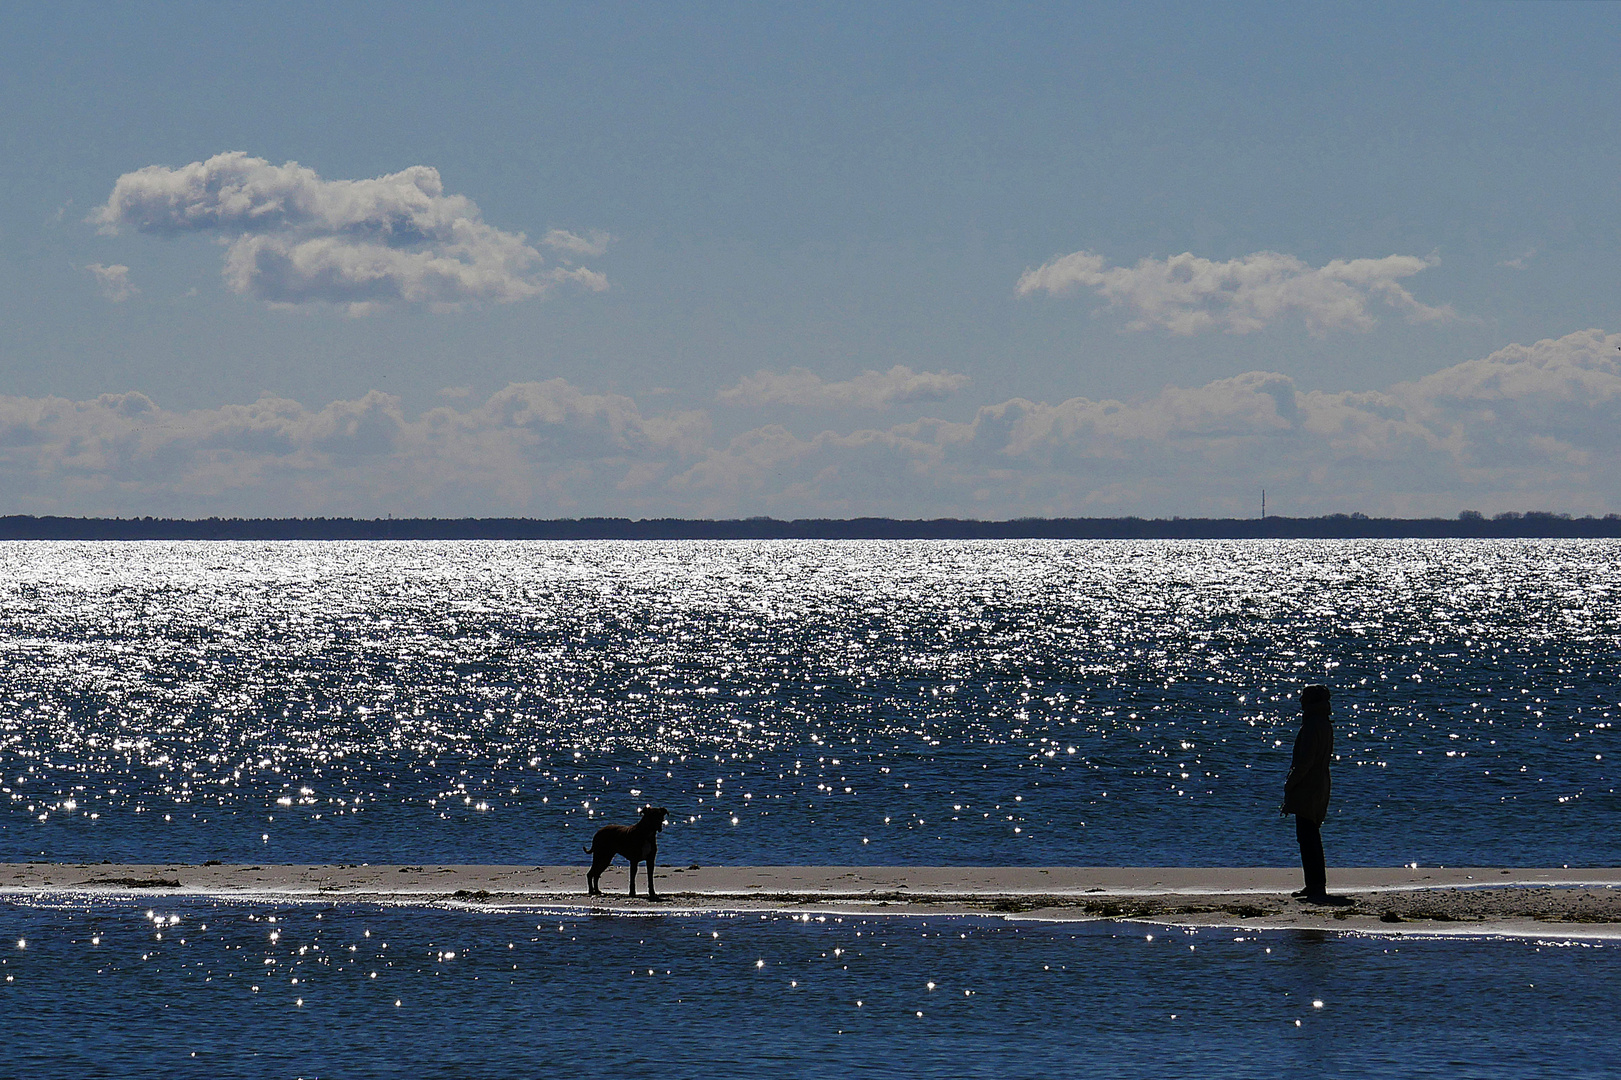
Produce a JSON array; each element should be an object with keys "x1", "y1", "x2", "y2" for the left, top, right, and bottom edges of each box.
[{"x1": 0, "y1": 539, "x2": 1615, "y2": 865}]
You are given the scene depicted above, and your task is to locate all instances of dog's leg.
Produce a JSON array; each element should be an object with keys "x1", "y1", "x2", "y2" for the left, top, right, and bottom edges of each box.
[
  {"x1": 587, "y1": 851, "x2": 613, "y2": 895},
  {"x1": 645, "y1": 848, "x2": 659, "y2": 901},
  {"x1": 628, "y1": 858, "x2": 639, "y2": 896}
]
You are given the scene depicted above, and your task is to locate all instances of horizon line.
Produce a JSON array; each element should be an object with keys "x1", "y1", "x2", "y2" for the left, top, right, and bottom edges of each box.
[{"x1": 3, "y1": 511, "x2": 1619, "y2": 541}]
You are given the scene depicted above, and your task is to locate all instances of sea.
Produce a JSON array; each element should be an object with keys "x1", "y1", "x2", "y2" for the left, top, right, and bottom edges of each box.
[{"x1": 1, "y1": 539, "x2": 1617, "y2": 1077}]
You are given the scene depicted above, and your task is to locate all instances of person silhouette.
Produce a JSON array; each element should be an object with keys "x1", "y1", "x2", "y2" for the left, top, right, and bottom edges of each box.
[{"x1": 1281, "y1": 684, "x2": 1336, "y2": 903}]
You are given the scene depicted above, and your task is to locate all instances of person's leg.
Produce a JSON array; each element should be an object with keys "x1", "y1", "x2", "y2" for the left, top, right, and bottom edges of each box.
[{"x1": 1295, "y1": 816, "x2": 1326, "y2": 895}]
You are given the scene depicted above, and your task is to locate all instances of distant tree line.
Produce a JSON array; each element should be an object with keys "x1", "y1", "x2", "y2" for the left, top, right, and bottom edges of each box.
[{"x1": 2, "y1": 512, "x2": 1619, "y2": 540}]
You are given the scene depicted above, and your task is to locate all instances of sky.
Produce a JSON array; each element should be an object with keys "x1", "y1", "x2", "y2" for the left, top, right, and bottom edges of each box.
[{"x1": 3, "y1": 1, "x2": 1620, "y2": 519}]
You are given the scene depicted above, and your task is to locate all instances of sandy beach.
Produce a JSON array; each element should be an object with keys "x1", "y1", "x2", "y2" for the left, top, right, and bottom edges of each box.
[{"x1": 5, "y1": 862, "x2": 1619, "y2": 936}]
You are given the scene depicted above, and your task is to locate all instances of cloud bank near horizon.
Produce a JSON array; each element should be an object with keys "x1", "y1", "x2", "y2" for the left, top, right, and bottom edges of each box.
[
  {"x1": 91, "y1": 152, "x2": 607, "y2": 312},
  {"x1": 3, "y1": 330, "x2": 1617, "y2": 519},
  {"x1": 718, "y1": 365, "x2": 970, "y2": 409},
  {"x1": 1018, "y1": 249, "x2": 1455, "y2": 335}
]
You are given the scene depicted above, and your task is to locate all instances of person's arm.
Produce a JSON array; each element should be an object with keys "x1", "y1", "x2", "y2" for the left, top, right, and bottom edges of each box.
[{"x1": 1282, "y1": 722, "x2": 1330, "y2": 810}]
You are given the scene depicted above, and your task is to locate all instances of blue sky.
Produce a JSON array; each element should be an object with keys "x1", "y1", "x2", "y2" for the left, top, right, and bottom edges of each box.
[{"x1": 3, "y1": 1, "x2": 1620, "y2": 518}]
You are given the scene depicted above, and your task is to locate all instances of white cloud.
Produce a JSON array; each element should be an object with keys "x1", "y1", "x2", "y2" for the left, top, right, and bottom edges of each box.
[
  {"x1": 675, "y1": 330, "x2": 1621, "y2": 516},
  {"x1": 0, "y1": 380, "x2": 704, "y2": 516},
  {"x1": 4, "y1": 331, "x2": 1619, "y2": 518},
  {"x1": 85, "y1": 263, "x2": 137, "y2": 302},
  {"x1": 90, "y1": 151, "x2": 606, "y2": 312},
  {"x1": 543, "y1": 228, "x2": 612, "y2": 258},
  {"x1": 1017, "y1": 249, "x2": 1455, "y2": 335},
  {"x1": 718, "y1": 365, "x2": 970, "y2": 408}
]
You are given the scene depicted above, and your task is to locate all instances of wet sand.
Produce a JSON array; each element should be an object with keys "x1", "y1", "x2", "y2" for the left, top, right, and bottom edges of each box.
[{"x1": 5, "y1": 863, "x2": 1619, "y2": 936}]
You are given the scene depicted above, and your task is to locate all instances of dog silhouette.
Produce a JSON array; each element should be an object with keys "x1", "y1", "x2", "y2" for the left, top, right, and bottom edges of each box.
[{"x1": 584, "y1": 805, "x2": 668, "y2": 899}]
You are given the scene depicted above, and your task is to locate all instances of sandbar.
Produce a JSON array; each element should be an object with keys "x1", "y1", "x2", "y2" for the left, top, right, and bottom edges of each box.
[{"x1": 4, "y1": 863, "x2": 1619, "y2": 937}]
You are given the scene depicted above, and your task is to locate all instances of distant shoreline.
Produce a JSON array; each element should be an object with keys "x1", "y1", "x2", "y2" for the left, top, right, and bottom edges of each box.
[{"x1": 4, "y1": 513, "x2": 1620, "y2": 541}]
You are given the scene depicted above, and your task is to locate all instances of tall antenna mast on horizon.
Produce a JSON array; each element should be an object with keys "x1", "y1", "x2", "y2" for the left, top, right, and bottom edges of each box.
[{"x1": 1261, "y1": 488, "x2": 1266, "y2": 519}]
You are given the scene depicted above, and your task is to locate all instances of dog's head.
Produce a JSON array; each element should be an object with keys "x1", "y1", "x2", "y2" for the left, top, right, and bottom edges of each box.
[{"x1": 640, "y1": 805, "x2": 669, "y2": 831}]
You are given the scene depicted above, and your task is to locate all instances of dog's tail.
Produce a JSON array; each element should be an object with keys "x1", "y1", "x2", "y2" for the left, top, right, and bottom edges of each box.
[{"x1": 582, "y1": 843, "x2": 594, "y2": 854}]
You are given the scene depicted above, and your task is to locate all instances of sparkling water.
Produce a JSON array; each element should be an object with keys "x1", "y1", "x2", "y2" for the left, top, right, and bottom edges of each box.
[
  {"x1": 3, "y1": 539, "x2": 1617, "y2": 1077},
  {"x1": 1, "y1": 539, "x2": 1616, "y2": 866},
  {"x1": 1, "y1": 898, "x2": 1616, "y2": 1079}
]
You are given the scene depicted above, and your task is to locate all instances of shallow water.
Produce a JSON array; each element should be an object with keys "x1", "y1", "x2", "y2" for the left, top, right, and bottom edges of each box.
[
  {"x1": 1, "y1": 539, "x2": 1616, "y2": 866},
  {"x1": 1, "y1": 897, "x2": 1616, "y2": 1079}
]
